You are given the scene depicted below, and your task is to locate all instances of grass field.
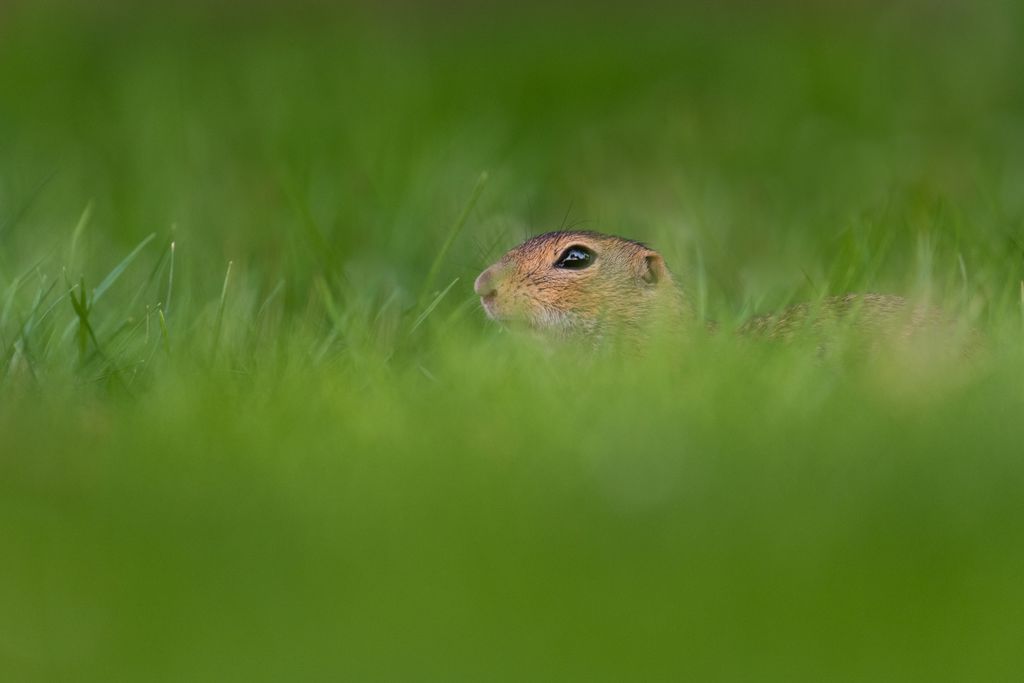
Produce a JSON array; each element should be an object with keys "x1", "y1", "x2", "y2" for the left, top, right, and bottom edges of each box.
[{"x1": 3, "y1": 1, "x2": 1024, "y2": 679}]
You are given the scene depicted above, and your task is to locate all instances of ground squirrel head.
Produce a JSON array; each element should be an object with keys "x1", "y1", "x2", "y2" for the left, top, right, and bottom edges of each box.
[{"x1": 474, "y1": 231, "x2": 688, "y2": 339}]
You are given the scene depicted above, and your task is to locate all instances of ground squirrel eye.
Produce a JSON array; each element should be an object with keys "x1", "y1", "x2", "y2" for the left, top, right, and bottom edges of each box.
[{"x1": 555, "y1": 245, "x2": 595, "y2": 270}]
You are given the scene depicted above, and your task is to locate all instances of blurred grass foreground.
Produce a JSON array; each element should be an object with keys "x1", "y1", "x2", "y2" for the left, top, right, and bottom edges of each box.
[{"x1": 3, "y1": 0, "x2": 1024, "y2": 680}]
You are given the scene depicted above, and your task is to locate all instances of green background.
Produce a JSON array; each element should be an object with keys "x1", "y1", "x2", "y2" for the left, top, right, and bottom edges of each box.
[{"x1": 2, "y1": 1, "x2": 1024, "y2": 679}]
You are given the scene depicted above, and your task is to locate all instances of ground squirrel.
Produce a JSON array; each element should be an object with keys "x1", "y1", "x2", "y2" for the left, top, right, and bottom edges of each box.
[{"x1": 474, "y1": 230, "x2": 952, "y2": 346}]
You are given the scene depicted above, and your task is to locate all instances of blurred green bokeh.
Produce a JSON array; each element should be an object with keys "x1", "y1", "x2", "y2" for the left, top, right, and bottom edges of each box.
[{"x1": 2, "y1": 1, "x2": 1024, "y2": 680}]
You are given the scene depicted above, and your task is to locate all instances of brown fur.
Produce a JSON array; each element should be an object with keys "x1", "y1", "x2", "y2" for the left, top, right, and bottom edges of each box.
[{"x1": 738, "y1": 293, "x2": 946, "y2": 341}]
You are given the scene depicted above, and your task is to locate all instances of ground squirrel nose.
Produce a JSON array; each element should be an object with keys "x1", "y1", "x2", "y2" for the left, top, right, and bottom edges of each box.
[{"x1": 474, "y1": 266, "x2": 499, "y2": 297}]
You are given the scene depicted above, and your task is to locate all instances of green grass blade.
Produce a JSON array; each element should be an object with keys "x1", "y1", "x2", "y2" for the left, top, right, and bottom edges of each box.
[
  {"x1": 410, "y1": 277, "x2": 459, "y2": 333},
  {"x1": 158, "y1": 308, "x2": 171, "y2": 355},
  {"x1": 0, "y1": 169, "x2": 56, "y2": 238},
  {"x1": 165, "y1": 241, "x2": 176, "y2": 318},
  {"x1": 211, "y1": 260, "x2": 234, "y2": 359},
  {"x1": 93, "y1": 232, "x2": 157, "y2": 304},
  {"x1": 68, "y1": 200, "x2": 93, "y2": 267},
  {"x1": 58, "y1": 232, "x2": 158, "y2": 348},
  {"x1": 418, "y1": 171, "x2": 488, "y2": 307}
]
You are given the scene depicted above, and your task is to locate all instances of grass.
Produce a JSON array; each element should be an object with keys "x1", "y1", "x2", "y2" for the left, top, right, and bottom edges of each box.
[{"x1": 2, "y1": 1, "x2": 1024, "y2": 680}]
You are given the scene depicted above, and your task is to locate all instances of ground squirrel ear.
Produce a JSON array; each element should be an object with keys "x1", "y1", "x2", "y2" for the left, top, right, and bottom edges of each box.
[{"x1": 639, "y1": 252, "x2": 666, "y2": 285}]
